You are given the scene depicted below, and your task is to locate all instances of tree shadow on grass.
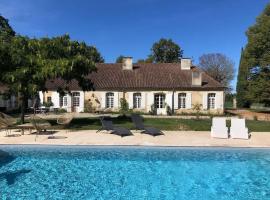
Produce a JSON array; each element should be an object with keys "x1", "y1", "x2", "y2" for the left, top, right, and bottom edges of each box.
[{"x1": 0, "y1": 169, "x2": 31, "y2": 185}]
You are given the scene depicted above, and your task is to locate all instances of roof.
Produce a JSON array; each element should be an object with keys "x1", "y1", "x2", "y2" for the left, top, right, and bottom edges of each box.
[{"x1": 45, "y1": 63, "x2": 224, "y2": 91}]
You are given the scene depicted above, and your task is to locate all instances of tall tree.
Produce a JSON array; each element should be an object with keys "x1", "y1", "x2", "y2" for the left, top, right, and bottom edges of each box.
[
  {"x1": 199, "y1": 53, "x2": 235, "y2": 91},
  {"x1": 115, "y1": 55, "x2": 124, "y2": 63},
  {"x1": 0, "y1": 15, "x2": 15, "y2": 39},
  {"x1": 236, "y1": 48, "x2": 250, "y2": 107},
  {"x1": 150, "y1": 38, "x2": 183, "y2": 63},
  {"x1": 0, "y1": 15, "x2": 15, "y2": 75},
  {"x1": 137, "y1": 56, "x2": 154, "y2": 63},
  {"x1": 243, "y1": 3, "x2": 270, "y2": 106},
  {"x1": 0, "y1": 33, "x2": 101, "y2": 123}
]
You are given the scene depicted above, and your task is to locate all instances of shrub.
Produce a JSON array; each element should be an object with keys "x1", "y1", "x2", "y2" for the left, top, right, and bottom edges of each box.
[
  {"x1": 43, "y1": 101, "x2": 54, "y2": 108},
  {"x1": 166, "y1": 105, "x2": 172, "y2": 115},
  {"x1": 149, "y1": 104, "x2": 157, "y2": 115},
  {"x1": 84, "y1": 101, "x2": 94, "y2": 113},
  {"x1": 192, "y1": 103, "x2": 202, "y2": 120},
  {"x1": 120, "y1": 98, "x2": 129, "y2": 115}
]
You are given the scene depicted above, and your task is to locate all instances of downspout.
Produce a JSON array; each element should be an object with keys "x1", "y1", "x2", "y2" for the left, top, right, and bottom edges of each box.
[
  {"x1": 172, "y1": 90, "x2": 175, "y2": 115},
  {"x1": 169, "y1": 74, "x2": 175, "y2": 115}
]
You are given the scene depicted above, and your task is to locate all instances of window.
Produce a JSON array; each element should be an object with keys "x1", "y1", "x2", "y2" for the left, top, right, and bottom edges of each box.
[
  {"x1": 47, "y1": 97, "x2": 52, "y2": 103},
  {"x1": 106, "y1": 92, "x2": 114, "y2": 108},
  {"x1": 59, "y1": 96, "x2": 68, "y2": 107},
  {"x1": 208, "y1": 93, "x2": 216, "y2": 109},
  {"x1": 178, "y1": 93, "x2": 186, "y2": 109},
  {"x1": 133, "y1": 93, "x2": 141, "y2": 108},
  {"x1": 72, "y1": 92, "x2": 80, "y2": 107},
  {"x1": 154, "y1": 94, "x2": 165, "y2": 108}
]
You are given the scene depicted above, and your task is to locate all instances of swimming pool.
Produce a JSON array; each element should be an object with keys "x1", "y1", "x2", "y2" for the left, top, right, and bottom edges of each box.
[{"x1": 0, "y1": 146, "x2": 270, "y2": 200}]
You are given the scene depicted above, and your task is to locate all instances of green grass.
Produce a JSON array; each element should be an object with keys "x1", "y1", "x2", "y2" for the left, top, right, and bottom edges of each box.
[{"x1": 46, "y1": 116, "x2": 270, "y2": 132}]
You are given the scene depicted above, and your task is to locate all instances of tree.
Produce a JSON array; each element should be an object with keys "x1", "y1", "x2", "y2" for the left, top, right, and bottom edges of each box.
[
  {"x1": 0, "y1": 15, "x2": 15, "y2": 40},
  {"x1": 0, "y1": 15, "x2": 15, "y2": 77},
  {"x1": 1, "y1": 33, "x2": 101, "y2": 123},
  {"x1": 199, "y1": 53, "x2": 235, "y2": 91},
  {"x1": 236, "y1": 48, "x2": 250, "y2": 107},
  {"x1": 115, "y1": 55, "x2": 124, "y2": 63},
  {"x1": 137, "y1": 56, "x2": 154, "y2": 63},
  {"x1": 246, "y1": 66, "x2": 270, "y2": 105},
  {"x1": 242, "y1": 3, "x2": 270, "y2": 106},
  {"x1": 149, "y1": 38, "x2": 183, "y2": 63}
]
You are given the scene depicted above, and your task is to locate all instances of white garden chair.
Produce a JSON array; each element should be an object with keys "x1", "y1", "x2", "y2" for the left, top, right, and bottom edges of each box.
[
  {"x1": 230, "y1": 118, "x2": 249, "y2": 139},
  {"x1": 211, "y1": 117, "x2": 228, "y2": 138}
]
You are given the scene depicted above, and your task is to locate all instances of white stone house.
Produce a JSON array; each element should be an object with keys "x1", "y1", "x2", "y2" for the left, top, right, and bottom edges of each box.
[{"x1": 40, "y1": 58, "x2": 225, "y2": 115}]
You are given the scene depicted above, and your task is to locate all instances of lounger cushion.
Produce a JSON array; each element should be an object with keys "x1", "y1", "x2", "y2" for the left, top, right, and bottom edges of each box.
[
  {"x1": 112, "y1": 127, "x2": 133, "y2": 137},
  {"x1": 143, "y1": 127, "x2": 164, "y2": 136}
]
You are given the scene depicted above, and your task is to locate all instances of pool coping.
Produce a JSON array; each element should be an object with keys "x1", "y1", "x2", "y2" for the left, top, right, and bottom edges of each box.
[{"x1": 1, "y1": 144, "x2": 270, "y2": 150}]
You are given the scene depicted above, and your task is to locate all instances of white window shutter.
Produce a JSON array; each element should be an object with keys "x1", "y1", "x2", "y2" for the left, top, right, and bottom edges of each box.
[
  {"x1": 128, "y1": 92, "x2": 133, "y2": 109},
  {"x1": 52, "y1": 92, "x2": 60, "y2": 108},
  {"x1": 215, "y1": 92, "x2": 220, "y2": 109},
  {"x1": 174, "y1": 92, "x2": 178, "y2": 109},
  {"x1": 141, "y1": 92, "x2": 145, "y2": 109},
  {"x1": 202, "y1": 93, "x2": 208, "y2": 110},
  {"x1": 114, "y1": 92, "x2": 119, "y2": 108},
  {"x1": 186, "y1": 93, "x2": 192, "y2": 109},
  {"x1": 39, "y1": 91, "x2": 44, "y2": 104},
  {"x1": 101, "y1": 92, "x2": 106, "y2": 108},
  {"x1": 166, "y1": 92, "x2": 172, "y2": 108},
  {"x1": 80, "y1": 92, "x2": 84, "y2": 111}
]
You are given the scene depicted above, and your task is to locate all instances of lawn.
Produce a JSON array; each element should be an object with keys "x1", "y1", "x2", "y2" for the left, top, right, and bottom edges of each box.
[{"x1": 47, "y1": 116, "x2": 270, "y2": 132}]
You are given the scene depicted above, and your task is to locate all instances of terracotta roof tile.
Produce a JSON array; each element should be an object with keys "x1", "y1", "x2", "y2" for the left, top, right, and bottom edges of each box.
[{"x1": 45, "y1": 63, "x2": 224, "y2": 91}]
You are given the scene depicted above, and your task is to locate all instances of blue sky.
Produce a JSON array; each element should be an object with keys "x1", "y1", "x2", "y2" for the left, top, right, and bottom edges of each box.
[{"x1": 0, "y1": 0, "x2": 269, "y2": 91}]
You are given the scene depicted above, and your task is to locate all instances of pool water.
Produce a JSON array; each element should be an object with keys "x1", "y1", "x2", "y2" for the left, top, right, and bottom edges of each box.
[{"x1": 0, "y1": 146, "x2": 270, "y2": 200}]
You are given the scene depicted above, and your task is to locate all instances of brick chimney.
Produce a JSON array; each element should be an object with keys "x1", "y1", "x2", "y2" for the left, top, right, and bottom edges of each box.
[{"x1": 122, "y1": 57, "x2": 133, "y2": 70}]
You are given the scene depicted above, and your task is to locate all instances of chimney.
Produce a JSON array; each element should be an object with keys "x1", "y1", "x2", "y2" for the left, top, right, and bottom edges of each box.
[
  {"x1": 181, "y1": 58, "x2": 192, "y2": 70},
  {"x1": 122, "y1": 57, "x2": 133, "y2": 70},
  {"x1": 192, "y1": 71, "x2": 202, "y2": 86}
]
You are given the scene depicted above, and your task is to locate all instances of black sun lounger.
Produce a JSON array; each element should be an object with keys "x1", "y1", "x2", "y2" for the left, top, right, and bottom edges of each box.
[
  {"x1": 97, "y1": 117, "x2": 133, "y2": 137},
  {"x1": 131, "y1": 114, "x2": 164, "y2": 136}
]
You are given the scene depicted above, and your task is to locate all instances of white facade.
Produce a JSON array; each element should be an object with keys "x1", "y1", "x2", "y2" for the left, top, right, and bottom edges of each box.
[
  {"x1": 0, "y1": 94, "x2": 17, "y2": 111},
  {"x1": 40, "y1": 90, "x2": 224, "y2": 115}
]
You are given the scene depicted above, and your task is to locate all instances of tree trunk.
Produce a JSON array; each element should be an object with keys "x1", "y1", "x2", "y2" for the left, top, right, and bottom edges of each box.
[{"x1": 20, "y1": 95, "x2": 27, "y2": 124}]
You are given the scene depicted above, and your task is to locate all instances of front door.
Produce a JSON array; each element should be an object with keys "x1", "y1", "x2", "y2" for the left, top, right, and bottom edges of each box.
[
  {"x1": 154, "y1": 93, "x2": 166, "y2": 115},
  {"x1": 72, "y1": 92, "x2": 80, "y2": 112}
]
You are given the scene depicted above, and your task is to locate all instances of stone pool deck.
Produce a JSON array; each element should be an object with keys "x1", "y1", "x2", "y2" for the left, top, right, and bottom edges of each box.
[{"x1": 0, "y1": 130, "x2": 270, "y2": 147}]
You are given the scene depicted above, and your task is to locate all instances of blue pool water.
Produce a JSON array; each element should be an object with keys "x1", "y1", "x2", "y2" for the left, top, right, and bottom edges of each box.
[{"x1": 0, "y1": 146, "x2": 270, "y2": 200}]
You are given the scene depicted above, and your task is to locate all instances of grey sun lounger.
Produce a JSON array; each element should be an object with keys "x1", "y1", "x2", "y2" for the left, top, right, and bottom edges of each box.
[
  {"x1": 97, "y1": 117, "x2": 133, "y2": 137},
  {"x1": 131, "y1": 114, "x2": 164, "y2": 136}
]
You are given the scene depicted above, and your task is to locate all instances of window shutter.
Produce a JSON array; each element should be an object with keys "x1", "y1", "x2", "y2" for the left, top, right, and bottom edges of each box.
[
  {"x1": 128, "y1": 92, "x2": 133, "y2": 109},
  {"x1": 186, "y1": 93, "x2": 192, "y2": 109},
  {"x1": 166, "y1": 92, "x2": 172, "y2": 109},
  {"x1": 141, "y1": 92, "x2": 145, "y2": 109},
  {"x1": 79, "y1": 92, "x2": 84, "y2": 111},
  {"x1": 101, "y1": 92, "x2": 106, "y2": 108},
  {"x1": 215, "y1": 92, "x2": 221, "y2": 109},
  {"x1": 52, "y1": 92, "x2": 60, "y2": 108},
  {"x1": 114, "y1": 92, "x2": 119, "y2": 108},
  {"x1": 202, "y1": 93, "x2": 208, "y2": 109},
  {"x1": 39, "y1": 91, "x2": 44, "y2": 104},
  {"x1": 174, "y1": 92, "x2": 178, "y2": 109}
]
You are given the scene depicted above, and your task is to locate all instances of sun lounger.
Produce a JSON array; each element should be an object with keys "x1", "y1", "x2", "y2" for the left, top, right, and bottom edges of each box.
[
  {"x1": 230, "y1": 118, "x2": 249, "y2": 139},
  {"x1": 210, "y1": 117, "x2": 229, "y2": 138},
  {"x1": 131, "y1": 114, "x2": 164, "y2": 136},
  {"x1": 0, "y1": 112, "x2": 17, "y2": 136},
  {"x1": 97, "y1": 117, "x2": 133, "y2": 137},
  {"x1": 30, "y1": 115, "x2": 54, "y2": 141}
]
